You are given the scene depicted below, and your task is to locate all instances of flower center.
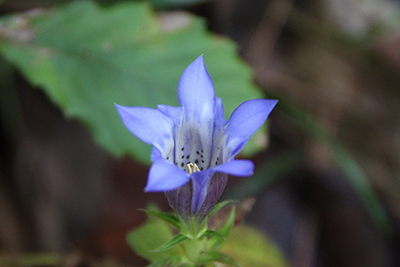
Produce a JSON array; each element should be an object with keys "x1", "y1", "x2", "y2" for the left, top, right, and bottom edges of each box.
[
  {"x1": 174, "y1": 145, "x2": 221, "y2": 173},
  {"x1": 186, "y1": 162, "x2": 200, "y2": 174},
  {"x1": 176, "y1": 145, "x2": 207, "y2": 172}
]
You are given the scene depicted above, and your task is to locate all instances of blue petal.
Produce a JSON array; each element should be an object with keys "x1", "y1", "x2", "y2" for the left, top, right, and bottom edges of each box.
[
  {"x1": 145, "y1": 158, "x2": 190, "y2": 192},
  {"x1": 158, "y1": 105, "x2": 182, "y2": 125},
  {"x1": 214, "y1": 97, "x2": 226, "y2": 128},
  {"x1": 150, "y1": 147, "x2": 162, "y2": 162},
  {"x1": 213, "y1": 159, "x2": 255, "y2": 176},
  {"x1": 209, "y1": 97, "x2": 226, "y2": 166},
  {"x1": 224, "y1": 99, "x2": 277, "y2": 159},
  {"x1": 115, "y1": 104, "x2": 175, "y2": 157},
  {"x1": 194, "y1": 172, "x2": 227, "y2": 222},
  {"x1": 177, "y1": 55, "x2": 216, "y2": 121},
  {"x1": 190, "y1": 170, "x2": 214, "y2": 213}
]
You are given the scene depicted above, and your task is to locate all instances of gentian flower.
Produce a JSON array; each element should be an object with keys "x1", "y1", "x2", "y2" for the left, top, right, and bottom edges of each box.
[{"x1": 116, "y1": 55, "x2": 277, "y2": 222}]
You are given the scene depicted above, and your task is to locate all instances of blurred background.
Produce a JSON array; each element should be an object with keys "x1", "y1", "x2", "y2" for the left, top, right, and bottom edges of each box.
[{"x1": 0, "y1": 0, "x2": 400, "y2": 266}]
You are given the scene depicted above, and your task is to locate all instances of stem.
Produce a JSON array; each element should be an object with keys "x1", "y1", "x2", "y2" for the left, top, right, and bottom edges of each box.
[
  {"x1": 183, "y1": 237, "x2": 207, "y2": 263},
  {"x1": 180, "y1": 217, "x2": 209, "y2": 264},
  {"x1": 180, "y1": 217, "x2": 207, "y2": 238}
]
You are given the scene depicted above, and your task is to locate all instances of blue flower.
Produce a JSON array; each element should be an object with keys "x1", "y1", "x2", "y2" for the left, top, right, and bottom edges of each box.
[{"x1": 116, "y1": 55, "x2": 277, "y2": 219}]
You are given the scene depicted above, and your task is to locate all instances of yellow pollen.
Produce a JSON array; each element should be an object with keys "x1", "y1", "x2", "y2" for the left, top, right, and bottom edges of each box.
[{"x1": 186, "y1": 162, "x2": 200, "y2": 174}]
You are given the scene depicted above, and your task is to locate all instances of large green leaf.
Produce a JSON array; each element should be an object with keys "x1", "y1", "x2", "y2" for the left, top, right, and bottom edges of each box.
[{"x1": 0, "y1": 1, "x2": 264, "y2": 163}]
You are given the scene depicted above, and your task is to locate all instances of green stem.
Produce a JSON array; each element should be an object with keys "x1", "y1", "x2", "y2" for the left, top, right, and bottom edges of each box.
[
  {"x1": 180, "y1": 217, "x2": 209, "y2": 264},
  {"x1": 183, "y1": 237, "x2": 207, "y2": 263}
]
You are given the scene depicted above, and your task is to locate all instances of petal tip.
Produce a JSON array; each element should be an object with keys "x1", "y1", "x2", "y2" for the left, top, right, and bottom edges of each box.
[
  {"x1": 177, "y1": 55, "x2": 216, "y2": 117},
  {"x1": 143, "y1": 185, "x2": 159, "y2": 192},
  {"x1": 195, "y1": 54, "x2": 204, "y2": 64}
]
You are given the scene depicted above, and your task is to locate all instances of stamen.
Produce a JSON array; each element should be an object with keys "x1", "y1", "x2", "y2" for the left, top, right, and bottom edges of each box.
[{"x1": 186, "y1": 162, "x2": 200, "y2": 174}]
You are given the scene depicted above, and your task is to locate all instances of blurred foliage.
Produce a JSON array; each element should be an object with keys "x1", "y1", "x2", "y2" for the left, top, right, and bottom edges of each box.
[
  {"x1": 0, "y1": 253, "x2": 137, "y2": 267},
  {"x1": 275, "y1": 96, "x2": 392, "y2": 234},
  {"x1": 221, "y1": 225, "x2": 289, "y2": 267},
  {"x1": 0, "y1": 0, "x2": 264, "y2": 164},
  {"x1": 0, "y1": 253, "x2": 61, "y2": 266},
  {"x1": 139, "y1": 0, "x2": 213, "y2": 9},
  {"x1": 225, "y1": 151, "x2": 304, "y2": 199},
  {"x1": 126, "y1": 212, "x2": 185, "y2": 263},
  {"x1": 127, "y1": 207, "x2": 288, "y2": 267}
]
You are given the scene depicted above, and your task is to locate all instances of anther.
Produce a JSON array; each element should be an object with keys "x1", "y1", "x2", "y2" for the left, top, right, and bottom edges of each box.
[{"x1": 186, "y1": 162, "x2": 200, "y2": 174}]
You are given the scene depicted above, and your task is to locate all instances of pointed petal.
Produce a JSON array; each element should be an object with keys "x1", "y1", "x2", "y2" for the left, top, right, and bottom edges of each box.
[
  {"x1": 224, "y1": 99, "x2": 277, "y2": 159},
  {"x1": 145, "y1": 158, "x2": 190, "y2": 192},
  {"x1": 115, "y1": 104, "x2": 175, "y2": 156},
  {"x1": 175, "y1": 56, "x2": 220, "y2": 166},
  {"x1": 177, "y1": 55, "x2": 216, "y2": 121},
  {"x1": 213, "y1": 160, "x2": 254, "y2": 176},
  {"x1": 158, "y1": 105, "x2": 182, "y2": 125}
]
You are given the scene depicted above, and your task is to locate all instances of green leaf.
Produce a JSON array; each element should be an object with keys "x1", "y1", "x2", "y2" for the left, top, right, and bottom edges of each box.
[
  {"x1": 147, "y1": 256, "x2": 191, "y2": 267},
  {"x1": 201, "y1": 230, "x2": 226, "y2": 240},
  {"x1": 141, "y1": 209, "x2": 181, "y2": 229},
  {"x1": 208, "y1": 200, "x2": 239, "y2": 218},
  {"x1": 201, "y1": 251, "x2": 242, "y2": 267},
  {"x1": 217, "y1": 207, "x2": 235, "y2": 238},
  {"x1": 208, "y1": 207, "x2": 235, "y2": 249},
  {"x1": 151, "y1": 234, "x2": 189, "y2": 253},
  {"x1": 0, "y1": 1, "x2": 265, "y2": 164},
  {"x1": 126, "y1": 219, "x2": 184, "y2": 262},
  {"x1": 221, "y1": 225, "x2": 289, "y2": 267}
]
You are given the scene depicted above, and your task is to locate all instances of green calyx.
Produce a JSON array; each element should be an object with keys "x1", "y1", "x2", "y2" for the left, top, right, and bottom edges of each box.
[{"x1": 131, "y1": 201, "x2": 241, "y2": 267}]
